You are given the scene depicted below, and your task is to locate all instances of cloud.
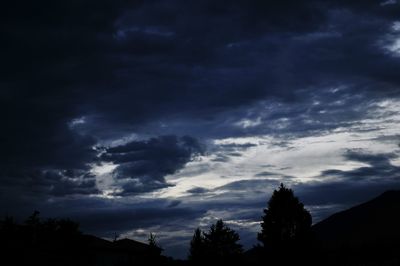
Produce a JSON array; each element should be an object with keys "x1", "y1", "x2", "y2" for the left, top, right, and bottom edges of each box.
[
  {"x1": 320, "y1": 149, "x2": 400, "y2": 182},
  {"x1": 0, "y1": 169, "x2": 100, "y2": 202},
  {"x1": 344, "y1": 149, "x2": 397, "y2": 166},
  {"x1": 215, "y1": 179, "x2": 281, "y2": 194},
  {"x1": 76, "y1": 206, "x2": 206, "y2": 237},
  {"x1": 294, "y1": 149, "x2": 400, "y2": 208},
  {"x1": 0, "y1": 0, "x2": 127, "y2": 201},
  {"x1": 380, "y1": 0, "x2": 397, "y2": 7},
  {"x1": 167, "y1": 200, "x2": 182, "y2": 208},
  {"x1": 186, "y1": 187, "x2": 210, "y2": 194},
  {"x1": 254, "y1": 171, "x2": 280, "y2": 177},
  {"x1": 2, "y1": 0, "x2": 400, "y2": 167},
  {"x1": 101, "y1": 135, "x2": 204, "y2": 195}
]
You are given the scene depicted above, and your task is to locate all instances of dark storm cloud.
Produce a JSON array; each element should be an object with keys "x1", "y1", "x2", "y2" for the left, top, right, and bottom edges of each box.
[
  {"x1": 2, "y1": 0, "x2": 399, "y2": 178},
  {"x1": 254, "y1": 171, "x2": 296, "y2": 178},
  {"x1": 217, "y1": 143, "x2": 258, "y2": 150},
  {"x1": 211, "y1": 155, "x2": 231, "y2": 163},
  {"x1": 186, "y1": 187, "x2": 210, "y2": 195},
  {"x1": 41, "y1": 171, "x2": 100, "y2": 197},
  {"x1": 5, "y1": 0, "x2": 395, "y2": 141},
  {"x1": 254, "y1": 171, "x2": 280, "y2": 177},
  {"x1": 167, "y1": 200, "x2": 182, "y2": 208},
  {"x1": 294, "y1": 149, "x2": 400, "y2": 208},
  {"x1": 370, "y1": 134, "x2": 400, "y2": 143},
  {"x1": 0, "y1": 169, "x2": 99, "y2": 199},
  {"x1": 0, "y1": 0, "x2": 134, "y2": 199},
  {"x1": 344, "y1": 149, "x2": 397, "y2": 166},
  {"x1": 209, "y1": 142, "x2": 258, "y2": 162},
  {"x1": 75, "y1": 206, "x2": 205, "y2": 236},
  {"x1": 101, "y1": 135, "x2": 204, "y2": 195},
  {"x1": 320, "y1": 149, "x2": 400, "y2": 182},
  {"x1": 215, "y1": 179, "x2": 281, "y2": 194},
  {"x1": 79, "y1": 0, "x2": 331, "y2": 138}
]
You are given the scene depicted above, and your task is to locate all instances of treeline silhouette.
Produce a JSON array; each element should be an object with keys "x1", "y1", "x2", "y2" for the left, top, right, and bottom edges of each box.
[
  {"x1": 2, "y1": 184, "x2": 400, "y2": 266},
  {"x1": 0, "y1": 211, "x2": 169, "y2": 265}
]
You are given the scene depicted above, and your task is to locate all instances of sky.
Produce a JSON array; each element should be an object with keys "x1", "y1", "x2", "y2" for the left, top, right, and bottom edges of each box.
[{"x1": 1, "y1": 0, "x2": 400, "y2": 258}]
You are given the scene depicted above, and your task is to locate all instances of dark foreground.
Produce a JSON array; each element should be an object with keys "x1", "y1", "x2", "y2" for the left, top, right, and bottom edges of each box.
[{"x1": 1, "y1": 190, "x2": 400, "y2": 266}]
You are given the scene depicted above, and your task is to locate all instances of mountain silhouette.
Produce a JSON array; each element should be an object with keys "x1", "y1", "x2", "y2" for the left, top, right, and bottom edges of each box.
[{"x1": 312, "y1": 190, "x2": 400, "y2": 265}]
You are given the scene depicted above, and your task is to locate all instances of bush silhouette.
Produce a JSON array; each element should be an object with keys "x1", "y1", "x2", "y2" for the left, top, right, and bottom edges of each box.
[
  {"x1": 258, "y1": 184, "x2": 312, "y2": 263},
  {"x1": 189, "y1": 219, "x2": 243, "y2": 264}
]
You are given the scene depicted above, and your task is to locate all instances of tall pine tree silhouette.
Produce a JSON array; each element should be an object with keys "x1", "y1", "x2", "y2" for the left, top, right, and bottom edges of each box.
[{"x1": 258, "y1": 184, "x2": 312, "y2": 263}]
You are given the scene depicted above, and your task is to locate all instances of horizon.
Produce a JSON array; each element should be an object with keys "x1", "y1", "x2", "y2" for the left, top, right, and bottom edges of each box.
[
  {"x1": 6, "y1": 187, "x2": 398, "y2": 259},
  {"x1": 2, "y1": 0, "x2": 400, "y2": 259}
]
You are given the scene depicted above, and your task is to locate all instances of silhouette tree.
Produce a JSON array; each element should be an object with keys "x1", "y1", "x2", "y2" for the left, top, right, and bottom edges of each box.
[
  {"x1": 258, "y1": 184, "x2": 312, "y2": 263},
  {"x1": 188, "y1": 228, "x2": 206, "y2": 263},
  {"x1": 148, "y1": 232, "x2": 163, "y2": 256},
  {"x1": 113, "y1": 232, "x2": 119, "y2": 242},
  {"x1": 189, "y1": 219, "x2": 243, "y2": 263},
  {"x1": 25, "y1": 210, "x2": 41, "y2": 245},
  {"x1": 25, "y1": 210, "x2": 41, "y2": 226}
]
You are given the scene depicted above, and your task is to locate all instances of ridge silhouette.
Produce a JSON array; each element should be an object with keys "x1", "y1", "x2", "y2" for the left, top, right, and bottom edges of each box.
[{"x1": 312, "y1": 190, "x2": 400, "y2": 265}]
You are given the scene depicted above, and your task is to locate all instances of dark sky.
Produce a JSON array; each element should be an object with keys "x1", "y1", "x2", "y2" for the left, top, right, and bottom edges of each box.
[{"x1": 1, "y1": 0, "x2": 400, "y2": 258}]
